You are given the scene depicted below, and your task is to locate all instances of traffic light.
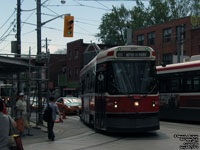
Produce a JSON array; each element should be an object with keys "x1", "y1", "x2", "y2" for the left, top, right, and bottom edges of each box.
[{"x1": 64, "y1": 16, "x2": 74, "y2": 37}]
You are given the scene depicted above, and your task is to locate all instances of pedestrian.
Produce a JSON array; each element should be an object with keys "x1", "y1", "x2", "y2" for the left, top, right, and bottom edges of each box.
[
  {"x1": 43, "y1": 96, "x2": 61, "y2": 141},
  {"x1": 0, "y1": 99, "x2": 17, "y2": 150},
  {"x1": 15, "y1": 92, "x2": 27, "y2": 136}
]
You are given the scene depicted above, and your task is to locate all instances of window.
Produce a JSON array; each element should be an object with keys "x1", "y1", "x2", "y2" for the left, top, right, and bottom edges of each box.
[
  {"x1": 74, "y1": 49, "x2": 78, "y2": 60},
  {"x1": 137, "y1": 34, "x2": 144, "y2": 46},
  {"x1": 147, "y1": 32, "x2": 155, "y2": 45},
  {"x1": 68, "y1": 50, "x2": 72, "y2": 60},
  {"x1": 163, "y1": 28, "x2": 172, "y2": 43},
  {"x1": 176, "y1": 24, "x2": 186, "y2": 41},
  {"x1": 75, "y1": 67, "x2": 79, "y2": 78},
  {"x1": 69, "y1": 68, "x2": 72, "y2": 78}
]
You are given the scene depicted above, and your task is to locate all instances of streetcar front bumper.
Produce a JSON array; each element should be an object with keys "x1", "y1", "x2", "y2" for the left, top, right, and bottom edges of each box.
[{"x1": 104, "y1": 112, "x2": 160, "y2": 132}]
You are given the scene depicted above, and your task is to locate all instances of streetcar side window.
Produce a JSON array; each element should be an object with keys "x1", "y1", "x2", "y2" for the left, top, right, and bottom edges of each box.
[{"x1": 158, "y1": 70, "x2": 200, "y2": 93}]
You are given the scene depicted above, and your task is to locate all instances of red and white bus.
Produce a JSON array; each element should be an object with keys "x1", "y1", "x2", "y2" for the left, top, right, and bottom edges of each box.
[
  {"x1": 80, "y1": 45, "x2": 159, "y2": 132},
  {"x1": 157, "y1": 60, "x2": 200, "y2": 122}
]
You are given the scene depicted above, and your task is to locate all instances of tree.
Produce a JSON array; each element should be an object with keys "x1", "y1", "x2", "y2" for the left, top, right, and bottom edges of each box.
[
  {"x1": 190, "y1": 0, "x2": 200, "y2": 16},
  {"x1": 147, "y1": 0, "x2": 171, "y2": 25},
  {"x1": 129, "y1": 0, "x2": 149, "y2": 30},
  {"x1": 96, "y1": 4, "x2": 130, "y2": 45},
  {"x1": 167, "y1": 0, "x2": 191, "y2": 19}
]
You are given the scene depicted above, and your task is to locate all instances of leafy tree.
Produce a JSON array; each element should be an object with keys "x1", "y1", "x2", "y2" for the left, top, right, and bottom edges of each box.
[
  {"x1": 167, "y1": 0, "x2": 191, "y2": 19},
  {"x1": 147, "y1": 0, "x2": 171, "y2": 25},
  {"x1": 129, "y1": 0, "x2": 149, "y2": 30},
  {"x1": 96, "y1": 4, "x2": 129, "y2": 45},
  {"x1": 190, "y1": 0, "x2": 200, "y2": 16}
]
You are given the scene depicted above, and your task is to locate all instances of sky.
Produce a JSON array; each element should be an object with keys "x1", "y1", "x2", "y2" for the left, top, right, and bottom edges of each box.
[{"x1": 0, "y1": 0, "x2": 149, "y2": 55}]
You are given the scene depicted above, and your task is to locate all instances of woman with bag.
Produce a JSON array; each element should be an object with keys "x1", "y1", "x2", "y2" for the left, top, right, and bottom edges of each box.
[{"x1": 0, "y1": 99, "x2": 17, "y2": 150}]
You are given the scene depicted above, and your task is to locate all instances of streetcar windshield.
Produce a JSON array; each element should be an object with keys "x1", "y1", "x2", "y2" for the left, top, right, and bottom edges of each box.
[{"x1": 107, "y1": 61, "x2": 157, "y2": 94}]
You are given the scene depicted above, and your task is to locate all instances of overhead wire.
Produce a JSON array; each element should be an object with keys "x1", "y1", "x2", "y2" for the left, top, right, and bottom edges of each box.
[
  {"x1": 0, "y1": 10, "x2": 16, "y2": 31},
  {"x1": 0, "y1": 20, "x2": 16, "y2": 42},
  {"x1": 70, "y1": 0, "x2": 111, "y2": 11},
  {"x1": 94, "y1": 0, "x2": 111, "y2": 10}
]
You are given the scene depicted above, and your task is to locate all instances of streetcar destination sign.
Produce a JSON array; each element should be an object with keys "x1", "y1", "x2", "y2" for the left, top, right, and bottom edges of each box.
[{"x1": 116, "y1": 51, "x2": 150, "y2": 57}]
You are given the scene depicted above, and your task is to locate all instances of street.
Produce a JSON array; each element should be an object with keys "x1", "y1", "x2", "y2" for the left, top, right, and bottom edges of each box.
[{"x1": 23, "y1": 115, "x2": 200, "y2": 150}]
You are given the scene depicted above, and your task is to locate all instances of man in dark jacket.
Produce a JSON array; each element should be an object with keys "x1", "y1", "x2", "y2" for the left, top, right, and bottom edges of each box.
[{"x1": 44, "y1": 97, "x2": 61, "y2": 141}]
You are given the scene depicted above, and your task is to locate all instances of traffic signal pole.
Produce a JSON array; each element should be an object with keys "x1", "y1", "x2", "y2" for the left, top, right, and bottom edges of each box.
[{"x1": 36, "y1": 0, "x2": 70, "y2": 125}]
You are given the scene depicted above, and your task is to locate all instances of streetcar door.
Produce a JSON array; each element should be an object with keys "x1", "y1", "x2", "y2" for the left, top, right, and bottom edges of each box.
[{"x1": 95, "y1": 64, "x2": 106, "y2": 129}]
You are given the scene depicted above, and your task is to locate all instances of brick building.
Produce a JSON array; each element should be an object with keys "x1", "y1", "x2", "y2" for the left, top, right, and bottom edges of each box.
[
  {"x1": 49, "y1": 54, "x2": 66, "y2": 97},
  {"x1": 64, "y1": 39, "x2": 114, "y2": 96},
  {"x1": 133, "y1": 16, "x2": 200, "y2": 65}
]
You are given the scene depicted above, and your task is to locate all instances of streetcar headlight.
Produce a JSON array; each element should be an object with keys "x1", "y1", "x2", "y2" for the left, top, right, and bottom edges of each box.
[
  {"x1": 152, "y1": 100, "x2": 156, "y2": 107},
  {"x1": 134, "y1": 101, "x2": 139, "y2": 107},
  {"x1": 114, "y1": 101, "x2": 118, "y2": 108}
]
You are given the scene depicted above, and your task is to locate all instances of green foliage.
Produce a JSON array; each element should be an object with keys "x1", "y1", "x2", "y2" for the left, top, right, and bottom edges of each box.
[
  {"x1": 96, "y1": 4, "x2": 129, "y2": 45},
  {"x1": 190, "y1": 0, "x2": 200, "y2": 16},
  {"x1": 96, "y1": 0, "x2": 200, "y2": 45},
  {"x1": 129, "y1": 0, "x2": 149, "y2": 30}
]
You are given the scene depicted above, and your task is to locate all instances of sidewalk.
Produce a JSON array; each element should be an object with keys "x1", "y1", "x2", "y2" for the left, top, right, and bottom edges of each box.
[
  {"x1": 21, "y1": 115, "x2": 90, "y2": 146},
  {"x1": 21, "y1": 118, "x2": 66, "y2": 145}
]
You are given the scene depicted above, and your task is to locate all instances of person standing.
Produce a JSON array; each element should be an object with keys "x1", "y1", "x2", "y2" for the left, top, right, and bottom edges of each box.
[
  {"x1": 15, "y1": 92, "x2": 27, "y2": 136},
  {"x1": 0, "y1": 99, "x2": 17, "y2": 150},
  {"x1": 44, "y1": 96, "x2": 61, "y2": 141}
]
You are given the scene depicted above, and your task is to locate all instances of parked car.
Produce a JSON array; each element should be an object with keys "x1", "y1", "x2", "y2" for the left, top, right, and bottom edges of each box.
[{"x1": 55, "y1": 97, "x2": 81, "y2": 114}]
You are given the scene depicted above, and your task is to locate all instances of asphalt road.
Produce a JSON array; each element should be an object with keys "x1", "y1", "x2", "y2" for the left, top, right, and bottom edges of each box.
[{"x1": 22, "y1": 115, "x2": 200, "y2": 150}]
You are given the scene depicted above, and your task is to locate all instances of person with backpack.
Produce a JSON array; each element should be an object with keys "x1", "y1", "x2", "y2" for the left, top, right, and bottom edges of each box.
[{"x1": 43, "y1": 96, "x2": 61, "y2": 141}]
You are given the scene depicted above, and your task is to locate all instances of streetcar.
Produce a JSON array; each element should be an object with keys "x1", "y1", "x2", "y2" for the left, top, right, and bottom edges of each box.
[
  {"x1": 157, "y1": 60, "x2": 200, "y2": 122},
  {"x1": 0, "y1": 83, "x2": 12, "y2": 103},
  {"x1": 80, "y1": 45, "x2": 160, "y2": 132}
]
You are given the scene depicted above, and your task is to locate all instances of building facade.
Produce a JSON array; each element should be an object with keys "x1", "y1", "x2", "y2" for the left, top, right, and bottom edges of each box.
[
  {"x1": 65, "y1": 39, "x2": 114, "y2": 96},
  {"x1": 133, "y1": 16, "x2": 200, "y2": 65}
]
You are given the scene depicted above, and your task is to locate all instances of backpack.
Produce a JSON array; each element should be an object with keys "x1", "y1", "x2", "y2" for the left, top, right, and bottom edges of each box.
[{"x1": 43, "y1": 104, "x2": 53, "y2": 122}]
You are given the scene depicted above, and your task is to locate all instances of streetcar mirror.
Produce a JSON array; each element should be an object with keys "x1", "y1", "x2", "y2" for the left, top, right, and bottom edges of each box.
[{"x1": 161, "y1": 61, "x2": 166, "y2": 67}]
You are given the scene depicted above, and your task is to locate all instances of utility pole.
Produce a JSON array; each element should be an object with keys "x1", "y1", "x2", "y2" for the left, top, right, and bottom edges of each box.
[
  {"x1": 177, "y1": 25, "x2": 184, "y2": 63},
  {"x1": 126, "y1": 27, "x2": 133, "y2": 45},
  {"x1": 36, "y1": 0, "x2": 69, "y2": 125},
  {"x1": 17, "y1": 0, "x2": 21, "y2": 56},
  {"x1": 36, "y1": 0, "x2": 43, "y2": 125},
  {"x1": 17, "y1": 0, "x2": 21, "y2": 95},
  {"x1": 45, "y1": 38, "x2": 51, "y2": 102}
]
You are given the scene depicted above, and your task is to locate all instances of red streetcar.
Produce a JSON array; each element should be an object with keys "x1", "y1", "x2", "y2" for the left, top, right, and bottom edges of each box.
[
  {"x1": 157, "y1": 60, "x2": 200, "y2": 122},
  {"x1": 80, "y1": 45, "x2": 160, "y2": 132}
]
